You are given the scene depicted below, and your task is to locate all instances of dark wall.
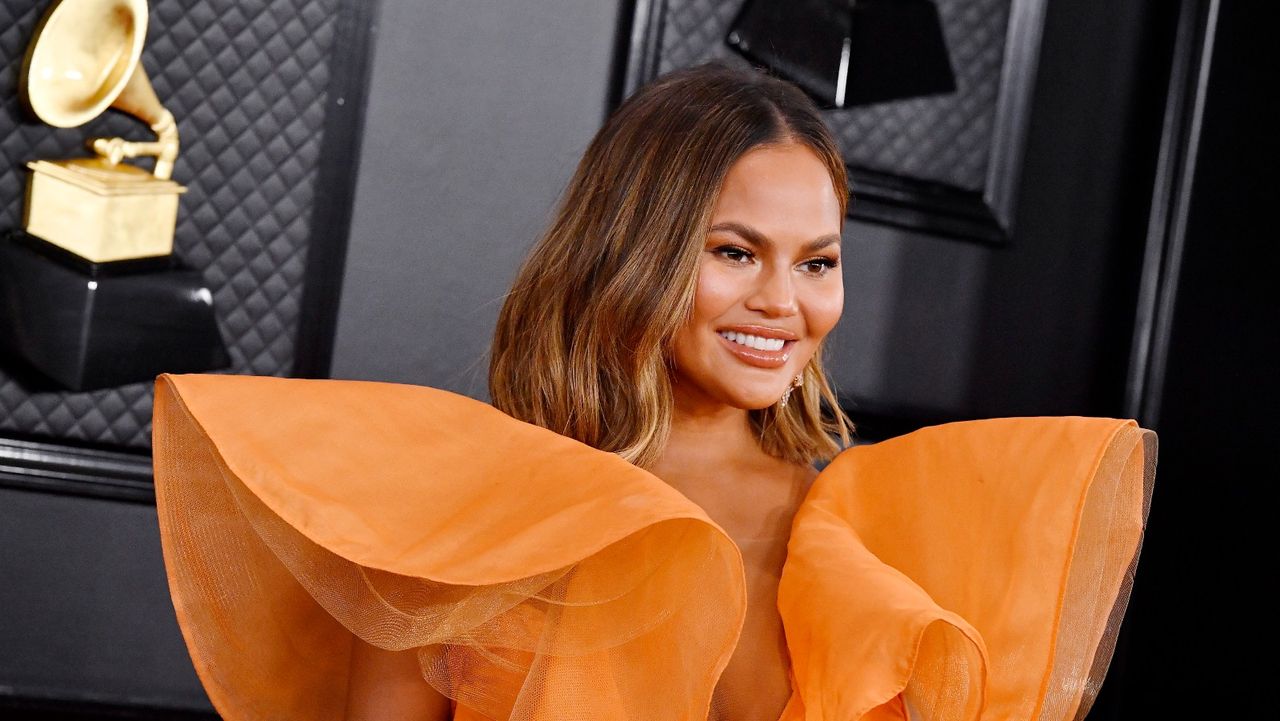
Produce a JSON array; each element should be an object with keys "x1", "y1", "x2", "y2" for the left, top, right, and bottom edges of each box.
[
  {"x1": 1110, "y1": 2, "x2": 1275, "y2": 715},
  {"x1": 0, "y1": 488, "x2": 208, "y2": 711},
  {"x1": 967, "y1": 0, "x2": 1170, "y2": 419},
  {"x1": 329, "y1": 0, "x2": 623, "y2": 396},
  {"x1": 839, "y1": 0, "x2": 1171, "y2": 425}
]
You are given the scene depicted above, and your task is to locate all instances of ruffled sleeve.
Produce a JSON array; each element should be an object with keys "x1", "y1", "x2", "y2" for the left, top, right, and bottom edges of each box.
[
  {"x1": 152, "y1": 373, "x2": 746, "y2": 721},
  {"x1": 778, "y1": 417, "x2": 1155, "y2": 721}
]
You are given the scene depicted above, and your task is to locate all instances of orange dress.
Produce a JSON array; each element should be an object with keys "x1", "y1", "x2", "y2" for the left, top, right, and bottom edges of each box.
[{"x1": 151, "y1": 373, "x2": 1154, "y2": 721}]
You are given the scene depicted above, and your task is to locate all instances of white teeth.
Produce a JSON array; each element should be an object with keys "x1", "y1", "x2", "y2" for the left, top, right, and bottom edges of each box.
[{"x1": 718, "y1": 331, "x2": 786, "y2": 352}]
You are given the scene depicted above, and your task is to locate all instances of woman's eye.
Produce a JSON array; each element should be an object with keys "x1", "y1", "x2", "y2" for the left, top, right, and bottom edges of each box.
[
  {"x1": 714, "y1": 245, "x2": 753, "y2": 264},
  {"x1": 800, "y1": 257, "x2": 839, "y2": 275}
]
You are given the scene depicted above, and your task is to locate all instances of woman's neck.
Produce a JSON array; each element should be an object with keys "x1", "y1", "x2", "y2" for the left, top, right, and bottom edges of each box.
[
  {"x1": 661, "y1": 377, "x2": 762, "y2": 469},
  {"x1": 651, "y1": 379, "x2": 810, "y2": 541}
]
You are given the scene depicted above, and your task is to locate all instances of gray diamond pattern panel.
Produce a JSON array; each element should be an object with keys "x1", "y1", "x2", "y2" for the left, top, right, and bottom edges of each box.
[
  {"x1": 0, "y1": 0, "x2": 337, "y2": 449},
  {"x1": 653, "y1": 0, "x2": 1011, "y2": 191}
]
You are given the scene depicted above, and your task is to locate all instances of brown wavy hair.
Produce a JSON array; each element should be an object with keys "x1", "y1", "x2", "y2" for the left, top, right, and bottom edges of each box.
[{"x1": 489, "y1": 62, "x2": 853, "y2": 467}]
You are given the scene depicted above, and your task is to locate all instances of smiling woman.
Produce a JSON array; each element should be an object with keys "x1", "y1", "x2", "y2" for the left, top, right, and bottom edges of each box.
[
  {"x1": 486, "y1": 67, "x2": 856, "y2": 719},
  {"x1": 490, "y1": 64, "x2": 853, "y2": 470},
  {"x1": 676, "y1": 144, "x2": 846, "y2": 410},
  {"x1": 151, "y1": 62, "x2": 1155, "y2": 721}
]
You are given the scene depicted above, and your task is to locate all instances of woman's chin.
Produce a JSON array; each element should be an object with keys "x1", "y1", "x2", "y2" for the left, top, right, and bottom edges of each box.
[
  {"x1": 721, "y1": 389, "x2": 790, "y2": 411},
  {"x1": 673, "y1": 370, "x2": 792, "y2": 411}
]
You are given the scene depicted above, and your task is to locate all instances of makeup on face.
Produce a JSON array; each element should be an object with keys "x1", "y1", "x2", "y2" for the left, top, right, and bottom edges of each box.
[
  {"x1": 671, "y1": 142, "x2": 844, "y2": 411},
  {"x1": 715, "y1": 325, "x2": 797, "y2": 369}
]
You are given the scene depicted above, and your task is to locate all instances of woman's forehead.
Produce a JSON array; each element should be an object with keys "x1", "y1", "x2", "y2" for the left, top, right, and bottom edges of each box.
[{"x1": 712, "y1": 143, "x2": 842, "y2": 236}]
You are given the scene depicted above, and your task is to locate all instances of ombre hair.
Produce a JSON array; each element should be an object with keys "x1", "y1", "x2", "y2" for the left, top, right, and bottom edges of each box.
[{"x1": 489, "y1": 62, "x2": 853, "y2": 467}]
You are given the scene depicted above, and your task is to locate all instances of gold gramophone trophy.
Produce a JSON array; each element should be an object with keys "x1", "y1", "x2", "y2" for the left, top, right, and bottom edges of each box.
[
  {"x1": 0, "y1": 0, "x2": 227, "y2": 391},
  {"x1": 20, "y1": 0, "x2": 185, "y2": 265}
]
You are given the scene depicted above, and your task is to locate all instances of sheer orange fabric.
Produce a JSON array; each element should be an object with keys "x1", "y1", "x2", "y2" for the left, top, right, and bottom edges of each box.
[
  {"x1": 152, "y1": 374, "x2": 1154, "y2": 720},
  {"x1": 777, "y1": 418, "x2": 1154, "y2": 721}
]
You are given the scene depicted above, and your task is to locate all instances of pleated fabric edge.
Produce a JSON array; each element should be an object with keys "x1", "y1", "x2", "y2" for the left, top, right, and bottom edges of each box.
[
  {"x1": 779, "y1": 417, "x2": 1155, "y2": 721},
  {"x1": 151, "y1": 373, "x2": 747, "y2": 721}
]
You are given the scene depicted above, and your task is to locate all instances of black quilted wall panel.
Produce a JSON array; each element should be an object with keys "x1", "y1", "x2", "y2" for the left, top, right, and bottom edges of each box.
[
  {"x1": 647, "y1": 0, "x2": 1011, "y2": 191},
  {"x1": 0, "y1": 0, "x2": 337, "y2": 448}
]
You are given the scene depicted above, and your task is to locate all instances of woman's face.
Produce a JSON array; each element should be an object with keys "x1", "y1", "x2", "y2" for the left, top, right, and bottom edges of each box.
[{"x1": 672, "y1": 141, "x2": 844, "y2": 411}]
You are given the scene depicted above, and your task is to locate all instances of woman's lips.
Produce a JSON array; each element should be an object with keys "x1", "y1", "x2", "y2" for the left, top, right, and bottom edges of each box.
[{"x1": 716, "y1": 332, "x2": 795, "y2": 369}]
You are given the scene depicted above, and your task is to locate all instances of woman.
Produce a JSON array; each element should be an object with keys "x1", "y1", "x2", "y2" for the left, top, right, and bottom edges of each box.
[{"x1": 152, "y1": 64, "x2": 1154, "y2": 721}]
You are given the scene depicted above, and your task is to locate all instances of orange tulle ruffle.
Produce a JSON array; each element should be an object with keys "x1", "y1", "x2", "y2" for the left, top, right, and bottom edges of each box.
[{"x1": 152, "y1": 374, "x2": 1153, "y2": 720}]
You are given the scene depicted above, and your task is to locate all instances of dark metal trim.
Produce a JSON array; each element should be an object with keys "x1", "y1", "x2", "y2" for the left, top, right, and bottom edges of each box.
[
  {"x1": 620, "y1": 0, "x2": 1049, "y2": 245},
  {"x1": 983, "y1": 0, "x2": 1048, "y2": 238},
  {"x1": 1124, "y1": 0, "x2": 1219, "y2": 426},
  {"x1": 0, "y1": 436, "x2": 154, "y2": 503},
  {"x1": 293, "y1": 0, "x2": 382, "y2": 378},
  {"x1": 0, "y1": 692, "x2": 216, "y2": 720},
  {"x1": 622, "y1": 0, "x2": 663, "y2": 101},
  {"x1": 846, "y1": 167, "x2": 1005, "y2": 244},
  {"x1": 608, "y1": 1, "x2": 643, "y2": 113}
]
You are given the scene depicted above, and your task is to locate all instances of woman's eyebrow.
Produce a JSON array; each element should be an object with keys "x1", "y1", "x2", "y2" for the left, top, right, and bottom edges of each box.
[
  {"x1": 805, "y1": 235, "x2": 842, "y2": 252},
  {"x1": 709, "y1": 221, "x2": 769, "y2": 246},
  {"x1": 709, "y1": 222, "x2": 841, "y2": 252}
]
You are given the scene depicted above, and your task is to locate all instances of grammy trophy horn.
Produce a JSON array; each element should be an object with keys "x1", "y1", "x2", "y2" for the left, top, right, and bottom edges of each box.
[{"x1": 21, "y1": 0, "x2": 179, "y2": 180}]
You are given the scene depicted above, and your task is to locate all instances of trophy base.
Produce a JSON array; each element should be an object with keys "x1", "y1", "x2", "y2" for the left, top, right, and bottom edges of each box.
[
  {"x1": 0, "y1": 230, "x2": 229, "y2": 392},
  {"x1": 23, "y1": 158, "x2": 186, "y2": 264},
  {"x1": 9, "y1": 228, "x2": 174, "y2": 277}
]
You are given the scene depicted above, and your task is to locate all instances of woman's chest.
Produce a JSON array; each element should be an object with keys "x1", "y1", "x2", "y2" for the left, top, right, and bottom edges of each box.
[
  {"x1": 651, "y1": 459, "x2": 815, "y2": 721},
  {"x1": 709, "y1": 535, "x2": 794, "y2": 721}
]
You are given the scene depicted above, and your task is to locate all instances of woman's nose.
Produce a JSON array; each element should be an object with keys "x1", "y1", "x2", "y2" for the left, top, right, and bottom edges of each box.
[{"x1": 746, "y1": 265, "x2": 799, "y2": 317}]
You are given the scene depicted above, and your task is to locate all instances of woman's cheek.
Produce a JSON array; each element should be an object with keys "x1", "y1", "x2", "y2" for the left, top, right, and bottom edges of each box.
[
  {"x1": 802, "y1": 280, "x2": 844, "y2": 339},
  {"x1": 693, "y1": 262, "x2": 742, "y2": 320}
]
